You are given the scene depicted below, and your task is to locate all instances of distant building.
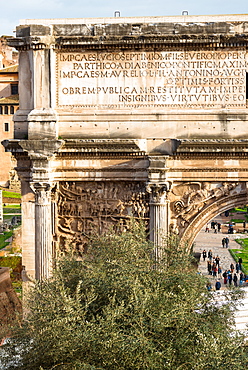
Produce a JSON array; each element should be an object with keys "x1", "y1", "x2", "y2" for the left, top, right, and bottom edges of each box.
[
  {"x1": 0, "y1": 38, "x2": 19, "y2": 188},
  {"x1": 0, "y1": 36, "x2": 18, "y2": 69}
]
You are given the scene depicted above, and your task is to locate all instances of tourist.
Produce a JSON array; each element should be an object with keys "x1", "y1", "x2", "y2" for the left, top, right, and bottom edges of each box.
[
  {"x1": 212, "y1": 263, "x2": 218, "y2": 277},
  {"x1": 218, "y1": 265, "x2": 222, "y2": 277},
  {"x1": 222, "y1": 270, "x2": 228, "y2": 285},
  {"x1": 222, "y1": 237, "x2": 226, "y2": 248},
  {"x1": 233, "y1": 273, "x2": 238, "y2": 287},
  {"x1": 202, "y1": 249, "x2": 207, "y2": 261},
  {"x1": 208, "y1": 250, "x2": 213, "y2": 261},
  {"x1": 238, "y1": 257, "x2": 243, "y2": 270},
  {"x1": 217, "y1": 223, "x2": 221, "y2": 232},
  {"x1": 214, "y1": 224, "x2": 218, "y2": 233},
  {"x1": 228, "y1": 223, "x2": 234, "y2": 234},
  {"x1": 230, "y1": 263, "x2": 234, "y2": 273},
  {"x1": 215, "y1": 255, "x2": 220, "y2": 266},
  {"x1": 215, "y1": 280, "x2": 221, "y2": 291},
  {"x1": 207, "y1": 260, "x2": 212, "y2": 275},
  {"x1": 228, "y1": 273, "x2": 233, "y2": 286},
  {"x1": 240, "y1": 272, "x2": 244, "y2": 285},
  {"x1": 225, "y1": 236, "x2": 229, "y2": 248},
  {"x1": 236, "y1": 262, "x2": 240, "y2": 274},
  {"x1": 206, "y1": 282, "x2": 212, "y2": 291},
  {"x1": 205, "y1": 224, "x2": 210, "y2": 232}
]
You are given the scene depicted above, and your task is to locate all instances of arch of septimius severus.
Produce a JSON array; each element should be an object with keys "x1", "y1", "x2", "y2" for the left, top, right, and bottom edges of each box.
[{"x1": 2, "y1": 14, "x2": 248, "y2": 280}]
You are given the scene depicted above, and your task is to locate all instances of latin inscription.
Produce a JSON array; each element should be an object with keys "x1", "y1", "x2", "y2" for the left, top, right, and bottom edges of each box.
[{"x1": 56, "y1": 50, "x2": 247, "y2": 109}]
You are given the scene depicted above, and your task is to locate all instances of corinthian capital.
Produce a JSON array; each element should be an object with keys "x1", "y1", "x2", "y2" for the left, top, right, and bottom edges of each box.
[
  {"x1": 146, "y1": 182, "x2": 170, "y2": 204},
  {"x1": 31, "y1": 182, "x2": 52, "y2": 206}
]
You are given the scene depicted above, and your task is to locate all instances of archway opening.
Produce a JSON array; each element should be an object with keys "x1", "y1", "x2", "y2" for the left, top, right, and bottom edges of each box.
[{"x1": 180, "y1": 192, "x2": 248, "y2": 250}]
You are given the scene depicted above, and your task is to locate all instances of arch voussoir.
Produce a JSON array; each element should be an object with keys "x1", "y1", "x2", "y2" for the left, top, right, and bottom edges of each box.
[{"x1": 179, "y1": 190, "x2": 248, "y2": 250}]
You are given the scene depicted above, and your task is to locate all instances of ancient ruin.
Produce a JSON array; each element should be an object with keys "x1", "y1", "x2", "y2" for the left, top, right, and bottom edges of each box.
[
  {"x1": 3, "y1": 14, "x2": 248, "y2": 279},
  {"x1": 0, "y1": 267, "x2": 22, "y2": 333}
]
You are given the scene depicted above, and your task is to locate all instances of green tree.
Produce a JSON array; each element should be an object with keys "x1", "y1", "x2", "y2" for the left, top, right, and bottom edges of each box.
[{"x1": 1, "y1": 220, "x2": 247, "y2": 369}]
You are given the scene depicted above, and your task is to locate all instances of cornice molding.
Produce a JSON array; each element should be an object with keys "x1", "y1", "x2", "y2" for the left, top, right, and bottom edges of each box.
[
  {"x1": 169, "y1": 167, "x2": 248, "y2": 172},
  {"x1": 55, "y1": 167, "x2": 148, "y2": 173},
  {"x1": 174, "y1": 153, "x2": 248, "y2": 159},
  {"x1": 9, "y1": 34, "x2": 248, "y2": 51}
]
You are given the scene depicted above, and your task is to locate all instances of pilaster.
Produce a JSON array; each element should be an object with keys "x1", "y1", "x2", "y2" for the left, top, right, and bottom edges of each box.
[{"x1": 2, "y1": 139, "x2": 63, "y2": 280}]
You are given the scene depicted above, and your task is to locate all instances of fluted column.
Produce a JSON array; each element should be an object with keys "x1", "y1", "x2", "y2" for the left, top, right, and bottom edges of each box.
[
  {"x1": 34, "y1": 183, "x2": 52, "y2": 280},
  {"x1": 147, "y1": 183, "x2": 169, "y2": 260}
]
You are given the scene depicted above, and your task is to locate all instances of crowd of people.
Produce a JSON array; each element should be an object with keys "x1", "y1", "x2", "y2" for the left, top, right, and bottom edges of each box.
[
  {"x1": 202, "y1": 248, "x2": 246, "y2": 291},
  {"x1": 206, "y1": 221, "x2": 235, "y2": 234}
]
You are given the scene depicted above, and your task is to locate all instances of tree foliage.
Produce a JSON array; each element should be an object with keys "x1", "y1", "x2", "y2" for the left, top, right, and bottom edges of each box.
[{"x1": 1, "y1": 220, "x2": 248, "y2": 369}]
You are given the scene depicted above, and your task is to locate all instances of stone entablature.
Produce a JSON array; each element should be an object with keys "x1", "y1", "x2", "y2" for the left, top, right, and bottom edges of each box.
[{"x1": 7, "y1": 15, "x2": 248, "y2": 142}]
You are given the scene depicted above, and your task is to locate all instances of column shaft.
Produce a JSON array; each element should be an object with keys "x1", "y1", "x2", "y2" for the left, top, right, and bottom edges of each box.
[
  {"x1": 147, "y1": 183, "x2": 170, "y2": 260},
  {"x1": 34, "y1": 184, "x2": 52, "y2": 280}
]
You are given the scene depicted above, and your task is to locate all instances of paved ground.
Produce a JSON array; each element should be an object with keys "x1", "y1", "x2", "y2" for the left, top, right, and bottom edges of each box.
[
  {"x1": 194, "y1": 216, "x2": 248, "y2": 332},
  {"x1": 194, "y1": 215, "x2": 243, "y2": 288},
  {"x1": 194, "y1": 229, "x2": 241, "y2": 281}
]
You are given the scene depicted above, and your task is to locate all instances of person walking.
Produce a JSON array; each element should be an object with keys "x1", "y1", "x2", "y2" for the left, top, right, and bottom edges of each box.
[
  {"x1": 223, "y1": 270, "x2": 228, "y2": 285},
  {"x1": 214, "y1": 223, "x2": 217, "y2": 233},
  {"x1": 202, "y1": 249, "x2": 207, "y2": 261},
  {"x1": 215, "y1": 280, "x2": 221, "y2": 291},
  {"x1": 208, "y1": 250, "x2": 213, "y2": 261},
  {"x1": 212, "y1": 263, "x2": 218, "y2": 277},
  {"x1": 233, "y1": 273, "x2": 238, "y2": 287},
  {"x1": 236, "y1": 262, "x2": 240, "y2": 274},
  {"x1": 230, "y1": 263, "x2": 234, "y2": 273},
  {"x1": 207, "y1": 260, "x2": 212, "y2": 275},
  {"x1": 225, "y1": 236, "x2": 229, "y2": 248},
  {"x1": 240, "y1": 272, "x2": 244, "y2": 285},
  {"x1": 215, "y1": 255, "x2": 220, "y2": 266},
  {"x1": 218, "y1": 265, "x2": 222, "y2": 277},
  {"x1": 238, "y1": 257, "x2": 243, "y2": 270},
  {"x1": 222, "y1": 237, "x2": 226, "y2": 248},
  {"x1": 228, "y1": 273, "x2": 233, "y2": 286}
]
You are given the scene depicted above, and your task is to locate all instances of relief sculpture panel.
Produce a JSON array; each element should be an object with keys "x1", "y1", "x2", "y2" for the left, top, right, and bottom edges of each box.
[
  {"x1": 169, "y1": 181, "x2": 240, "y2": 235},
  {"x1": 55, "y1": 181, "x2": 149, "y2": 256}
]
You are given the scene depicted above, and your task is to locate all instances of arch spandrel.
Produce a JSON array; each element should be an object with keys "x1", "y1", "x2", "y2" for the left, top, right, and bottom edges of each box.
[{"x1": 169, "y1": 181, "x2": 248, "y2": 249}]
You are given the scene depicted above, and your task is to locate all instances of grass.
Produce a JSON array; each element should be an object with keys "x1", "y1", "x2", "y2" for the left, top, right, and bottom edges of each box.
[
  {"x1": 2, "y1": 190, "x2": 21, "y2": 199},
  {"x1": 3, "y1": 204, "x2": 21, "y2": 209},
  {"x1": 3, "y1": 208, "x2": 21, "y2": 214},
  {"x1": 230, "y1": 219, "x2": 245, "y2": 224},
  {"x1": 234, "y1": 207, "x2": 247, "y2": 212},
  {"x1": 231, "y1": 237, "x2": 248, "y2": 274},
  {"x1": 3, "y1": 215, "x2": 14, "y2": 222},
  {"x1": 0, "y1": 230, "x2": 13, "y2": 249}
]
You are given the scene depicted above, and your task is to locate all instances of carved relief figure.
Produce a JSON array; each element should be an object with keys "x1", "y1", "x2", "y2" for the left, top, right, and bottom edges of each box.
[
  {"x1": 55, "y1": 181, "x2": 149, "y2": 256},
  {"x1": 170, "y1": 181, "x2": 239, "y2": 231}
]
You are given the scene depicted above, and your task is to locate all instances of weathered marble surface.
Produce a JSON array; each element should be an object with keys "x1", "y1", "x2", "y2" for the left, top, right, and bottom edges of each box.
[{"x1": 5, "y1": 15, "x2": 248, "y2": 279}]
